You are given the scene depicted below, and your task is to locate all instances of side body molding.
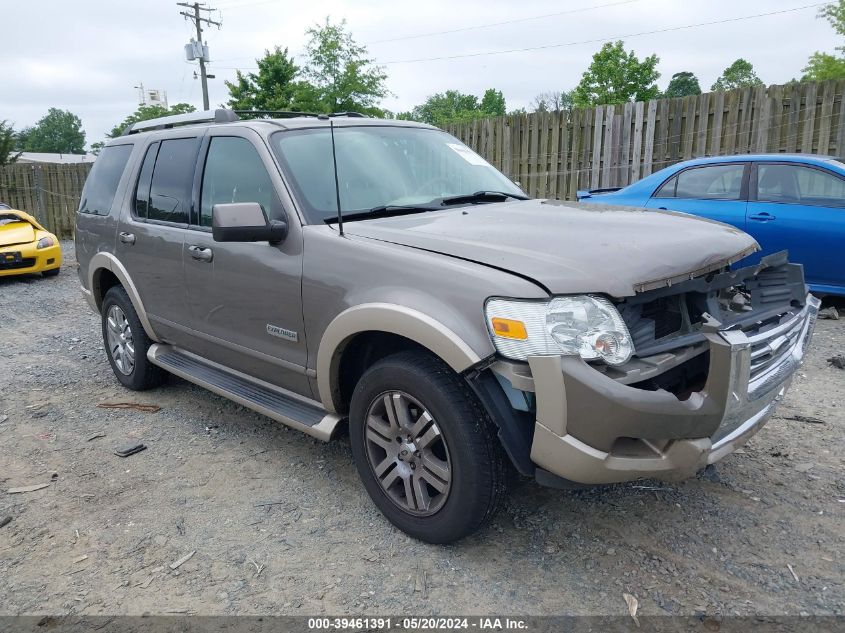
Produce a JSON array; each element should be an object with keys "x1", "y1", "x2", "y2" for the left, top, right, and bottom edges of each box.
[
  {"x1": 87, "y1": 252, "x2": 159, "y2": 342},
  {"x1": 316, "y1": 303, "x2": 483, "y2": 413}
]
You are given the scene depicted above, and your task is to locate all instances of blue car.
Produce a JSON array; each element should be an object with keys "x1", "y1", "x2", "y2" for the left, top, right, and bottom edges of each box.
[{"x1": 577, "y1": 154, "x2": 845, "y2": 296}]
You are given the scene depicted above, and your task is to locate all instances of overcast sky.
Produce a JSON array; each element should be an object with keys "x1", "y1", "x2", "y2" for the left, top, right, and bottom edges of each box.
[{"x1": 0, "y1": 0, "x2": 839, "y2": 148}]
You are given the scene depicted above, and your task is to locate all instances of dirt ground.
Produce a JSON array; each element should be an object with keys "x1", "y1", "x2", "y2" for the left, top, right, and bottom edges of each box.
[{"x1": 0, "y1": 242, "x2": 843, "y2": 617}]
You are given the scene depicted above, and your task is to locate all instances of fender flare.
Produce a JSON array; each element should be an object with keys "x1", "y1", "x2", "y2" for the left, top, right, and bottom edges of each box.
[
  {"x1": 88, "y1": 252, "x2": 159, "y2": 342},
  {"x1": 316, "y1": 303, "x2": 483, "y2": 413}
]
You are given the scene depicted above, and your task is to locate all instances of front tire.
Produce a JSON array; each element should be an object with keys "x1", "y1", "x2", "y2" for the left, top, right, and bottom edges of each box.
[
  {"x1": 42, "y1": 267, "x2": 60, "y2": 277},
  {"x1": 101, "y1": 286, "x2": 166, "y2": 390},
  {"x1": 349, "y1": 351, "x2": 506, "y2": 543}
]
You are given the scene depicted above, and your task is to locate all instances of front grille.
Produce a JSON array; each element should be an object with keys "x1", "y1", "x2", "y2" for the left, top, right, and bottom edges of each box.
[
  {"x1": 0, "y1": 257, "x2": 35, "y2": 270},
  {"x1": 748, "y1": 318, "x2": 803, "y2": 382},
  {"x1": 617, "y1": 254, "x2": 807, "y2": 358}
]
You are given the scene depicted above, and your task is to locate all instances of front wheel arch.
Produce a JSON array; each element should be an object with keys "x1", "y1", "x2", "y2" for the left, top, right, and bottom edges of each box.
[{"x1": 316, "y1": 303, "x2": 489, "y2": 414}]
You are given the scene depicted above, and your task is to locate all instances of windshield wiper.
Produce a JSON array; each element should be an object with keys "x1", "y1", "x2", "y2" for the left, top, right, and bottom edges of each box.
[
  {"x1": 325, "y1": 204, "x2": 437, "y2": 224},
  {"x1": 438, "y1": 190, "x2": 529, "y2": 206}
]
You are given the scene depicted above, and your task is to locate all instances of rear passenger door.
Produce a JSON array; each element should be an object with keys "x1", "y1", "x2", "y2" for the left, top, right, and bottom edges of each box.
[
  {"x1": 181, "y1": 128, "x2": 312, "y2": 397},
  {"x1": 115, "y1": 134, "x2": 201, "y2": 343},
  {"x1": 644, "y1": 162, "x2": 749, "y2": 229}
]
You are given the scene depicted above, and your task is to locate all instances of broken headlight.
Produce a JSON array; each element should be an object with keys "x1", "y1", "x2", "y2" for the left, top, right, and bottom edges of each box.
[{"x1": 485, "y1": 295, "x2": 634, "y2": 365}]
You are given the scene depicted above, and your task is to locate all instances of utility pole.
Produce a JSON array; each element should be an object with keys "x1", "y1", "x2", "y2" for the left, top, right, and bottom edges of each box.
[{"x1": 177, "y1": 2, "x2": 221, "y2": 110}]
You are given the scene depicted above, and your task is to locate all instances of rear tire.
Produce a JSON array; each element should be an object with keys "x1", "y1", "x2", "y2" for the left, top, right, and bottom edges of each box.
[
  {"x1": 101, "y1": 286, "x2": 166, "y2": 390},
  {"x1": 349, "y1": 350, "x2": 506, "y2": 543}
]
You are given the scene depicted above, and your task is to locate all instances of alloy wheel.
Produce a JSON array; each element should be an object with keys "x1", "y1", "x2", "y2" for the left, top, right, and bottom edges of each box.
[
  {"x1": 106, "y1": 305, "x2": 135, "y2": 376},
  {"x1": 363, "y1": 391, "x2": 452, "y2": 516}
]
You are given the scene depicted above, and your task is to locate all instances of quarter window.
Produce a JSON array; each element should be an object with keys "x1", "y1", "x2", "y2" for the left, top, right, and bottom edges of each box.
[
  {"x1": 653, "y1": 175, "x2": 678, "y2": 198},
  {"x1": 757, "y1": 164, "x2": 845, "y2": 207},
  {"x1": 78, "y1": 144, "x2": 133, "y2": 216},
  {"x1": 199, "y1": 137, "x2": 278, "y2": 227},
  {"x1": 133, "y1": 142, "x2": 158, "y2": 219},
  {"x1": 146, "y1": 138, "x2": 200, "y2": 224}
]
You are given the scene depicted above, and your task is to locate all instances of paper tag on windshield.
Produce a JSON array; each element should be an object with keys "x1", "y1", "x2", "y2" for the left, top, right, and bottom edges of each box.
[{"x1": 447, "y1": 143, "x2": 487, "y2": 166}]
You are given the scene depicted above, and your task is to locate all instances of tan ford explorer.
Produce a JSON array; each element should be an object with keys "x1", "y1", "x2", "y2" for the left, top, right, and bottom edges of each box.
[{"x1": 75, "y1": 109, "x2": 820, "y2": 543}]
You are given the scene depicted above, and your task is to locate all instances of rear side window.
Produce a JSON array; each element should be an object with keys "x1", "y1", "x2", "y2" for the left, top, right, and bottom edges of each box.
[
  {"x1": 757, "y1": 164, "x2": 845, "y2": 207},
  {"x1": 78, "y1": 144, "x2": 133, "y2": 215},
  {"x1": 199, "y1": 137, "x2": 279, "y2": 227},
  {"x1": 143, "y1": 138, "x2": 200, "y2": 224},
  {"x1": 655, "y1": 164, "x2": 745, "y2": 200}
]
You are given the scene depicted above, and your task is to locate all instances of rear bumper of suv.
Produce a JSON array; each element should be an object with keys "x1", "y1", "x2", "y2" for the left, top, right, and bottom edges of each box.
[{"x1": 506, "y1": 294, "x2": 820, "y2": 485}]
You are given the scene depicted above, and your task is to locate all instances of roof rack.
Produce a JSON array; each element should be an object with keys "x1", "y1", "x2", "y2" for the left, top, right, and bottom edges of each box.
[
  {"x1": 234, "y1": 110, "x2": 317, "y2": 119},
  {"x1": 122, "y1": 108, "x2": 239, "y2": 136},
  {"x1": 234, "y1": 110, "x2": 369, "y2": 119},
  {"x1": 121, "y1": 108, "x2": 370, "y2": 136}
]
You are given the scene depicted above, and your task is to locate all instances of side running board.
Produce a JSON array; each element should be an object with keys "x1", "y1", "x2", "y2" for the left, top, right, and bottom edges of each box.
[{"x1": 147, "y1": 344, "x2": 341, "y2": 441}]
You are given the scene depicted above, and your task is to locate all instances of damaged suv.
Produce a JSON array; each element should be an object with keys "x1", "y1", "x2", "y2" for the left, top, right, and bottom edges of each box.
[{"x1": 76, "y1": 110, "x2": 819, "y2": 543}]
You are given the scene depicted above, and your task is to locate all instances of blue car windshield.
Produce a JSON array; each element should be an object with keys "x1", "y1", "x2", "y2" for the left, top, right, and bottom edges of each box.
[{"x1": 271, "y1": 126, "x2": 523, "y2": 224}]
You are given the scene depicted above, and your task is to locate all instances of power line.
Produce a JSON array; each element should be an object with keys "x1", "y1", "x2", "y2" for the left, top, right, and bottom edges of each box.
[
  {"x1": 178, "y1": 2, "x2": 222, "y2": 110},
  {"x1": 368, "y1": 0, "x2": 641, "y2": 45},
  {"x1": 380, "y1": 2, "x2": 827, "y2": 65}
]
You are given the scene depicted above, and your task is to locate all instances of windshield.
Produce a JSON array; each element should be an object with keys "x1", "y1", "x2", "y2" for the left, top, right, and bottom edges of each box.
[{"x1": 271, "y1": 125, "x2": 524, "y2": 224}]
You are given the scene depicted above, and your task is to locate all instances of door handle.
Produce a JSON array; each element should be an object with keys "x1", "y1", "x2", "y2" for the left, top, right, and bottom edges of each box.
[
  {"x1": 658, "y1": 207, "x2": 668, "y2": 210},
  {"x1": 748, "y1": 212, "x2": 776, "y2": 222},
  {"x1": 118, "y1": 232, "x2": 135, "y2": 245},
  {"x1": 187, "y1": 245, "x2": 213, "y2": 262}
]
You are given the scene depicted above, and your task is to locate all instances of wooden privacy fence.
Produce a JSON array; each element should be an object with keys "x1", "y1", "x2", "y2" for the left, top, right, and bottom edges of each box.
[
  {"x1": 443, "y1": 79, "x2": 845, "y2": 201},
  {"x1": 0, "y1": 162, "x2": 91, "y2": 239}
]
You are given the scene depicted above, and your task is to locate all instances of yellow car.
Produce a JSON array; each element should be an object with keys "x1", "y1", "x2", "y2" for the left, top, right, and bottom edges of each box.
[{"x1": 0, "y1": 206, "x2": 62, "y2": 278}]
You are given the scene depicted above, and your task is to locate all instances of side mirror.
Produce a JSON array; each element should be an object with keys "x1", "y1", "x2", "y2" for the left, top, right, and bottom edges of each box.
[{"x1": 212, "y1": 202, "x2": 288, "y2": 244}]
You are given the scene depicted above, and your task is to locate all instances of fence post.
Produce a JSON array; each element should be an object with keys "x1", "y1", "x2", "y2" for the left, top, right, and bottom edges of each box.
[{"x1": 33, "y1": 165, "x2": 47, "y2": 225}]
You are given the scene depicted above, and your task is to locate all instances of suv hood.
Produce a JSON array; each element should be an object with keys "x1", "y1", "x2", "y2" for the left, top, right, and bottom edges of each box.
[{"x1": 344, "y1": 199, "x2": 758, "y2": 297}]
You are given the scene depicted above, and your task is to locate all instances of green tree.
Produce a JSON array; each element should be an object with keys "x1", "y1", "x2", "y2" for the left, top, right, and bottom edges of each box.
[
  {"x1": 398, "y1": 89, "x2": 508, "y2": 125},
  {"x1": 301, "y1": 18, "x2": 389, "y2": 115},
  {"x1": 21, "y1": 108, "x2": 86, "y2": 154},
  {"x1": 711, "y1": 59, "x2": 763, "y2": 91},
  {"x1": 399, "y1": 91, "x2": 477, "y2": 124},
  {"x1": 664, "y1": 72, "x2": 702, "y2": 98},
  {"x1": 572, "y1": 41, "x2": 660, "y2": 107},
  {"x1": 802, "y1": 52, "x2": 845, "y2": 80},
  {"x1": 479, "y1": 89, "x2": 506, "y2": 116},
  {"x1": 801, "y1": 2, "x2": 845, "y2": 81},
  {"x1": 820, "y1": 0, "x2": 845, "y2": 37},
  {"x1": 13, "y1": 126, "x2": 31, "y2": 151},
  {"x1": 225, "y1": 47, "x2": 304, "y2": 111},
  {"x1": 0, "y1": 121, "x2": 20, "y2": 166}
]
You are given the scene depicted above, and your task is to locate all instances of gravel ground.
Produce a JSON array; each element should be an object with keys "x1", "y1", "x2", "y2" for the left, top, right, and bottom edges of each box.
[{"x1": 0, "y1": 242, "x2": 843, "y2": 617}]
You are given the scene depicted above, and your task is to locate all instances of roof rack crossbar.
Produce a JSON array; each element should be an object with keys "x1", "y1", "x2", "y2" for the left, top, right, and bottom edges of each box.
[{"x1": 122, "y1": 108, "x2": 240, "y2": 136}]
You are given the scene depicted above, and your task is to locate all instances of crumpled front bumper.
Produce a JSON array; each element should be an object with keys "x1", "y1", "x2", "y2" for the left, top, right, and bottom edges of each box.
[{"x1": 518, "y1": 294, "x2": 820, "y2": 485}]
